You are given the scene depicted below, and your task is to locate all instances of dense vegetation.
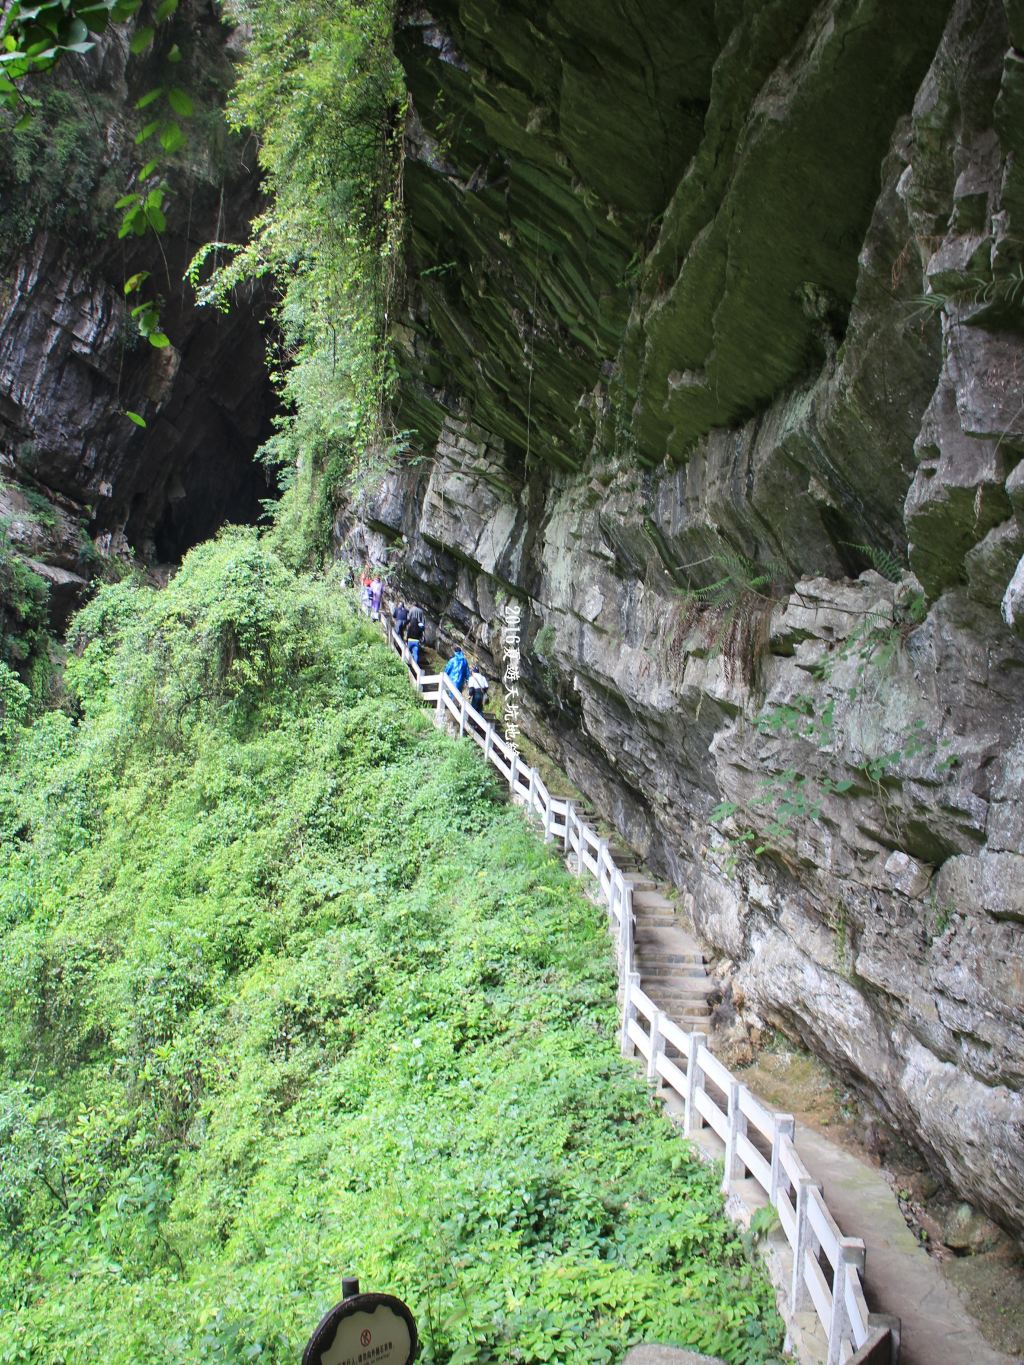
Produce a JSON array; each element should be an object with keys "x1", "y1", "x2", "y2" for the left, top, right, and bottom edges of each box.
[
  {"x1": 0, "y1": 532, "x2": 782, "y2": 1364},
  {"x1": 192, "y1": 0, "x2": 405, "y2": 566}
]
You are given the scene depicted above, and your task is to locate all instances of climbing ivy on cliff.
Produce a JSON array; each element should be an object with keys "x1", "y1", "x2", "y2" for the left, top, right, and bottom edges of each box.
[
  {"x1": 190, "y1": 0, "x2": 406, "y2": 565},
  {"x1": 0, "y1": 532, "x2": 783, "y2": 1363},
  {"x1": 0, "y1": 0, "x2": 197, "y2": 356}
]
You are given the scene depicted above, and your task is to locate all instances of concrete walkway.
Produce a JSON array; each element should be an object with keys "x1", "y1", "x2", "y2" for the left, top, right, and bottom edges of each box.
[{"x1": 792, "y1": 1128, "x2": 1015, "y2": 1365}]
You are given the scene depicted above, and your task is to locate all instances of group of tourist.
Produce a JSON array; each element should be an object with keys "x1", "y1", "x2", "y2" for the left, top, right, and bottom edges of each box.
[{"x1": 359, "y1": 568, "x2": 491, "y2": 713}]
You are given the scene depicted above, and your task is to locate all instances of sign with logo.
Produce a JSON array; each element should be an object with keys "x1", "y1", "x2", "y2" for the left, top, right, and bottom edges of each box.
[{"x1": 302, "y1": 1292, "x2": 418, "y2": 1365}]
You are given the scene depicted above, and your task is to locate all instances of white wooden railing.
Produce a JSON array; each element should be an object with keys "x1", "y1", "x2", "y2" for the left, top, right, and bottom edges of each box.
[{"x1": 381, "y1": 620, "x2": 893, "y2": 1365}]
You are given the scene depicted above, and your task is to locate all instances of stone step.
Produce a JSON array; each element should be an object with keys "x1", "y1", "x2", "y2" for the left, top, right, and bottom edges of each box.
[
  {"x1": 638, "y1": 967, "x2": 710, "y2": 986},
  {"x1": 635, "y1": 948, "x2": 705, "y2": 965},
  {"x1": 643, "y1": 967, "x2": 709, "y2": 983},
  {"x1": 634, "y1": 939, "x2": 702, "y2": 960},
  {"x1": 664, "y1": 1005, "x2": 712, "y2": 1020},
  {"x1": 634, "y1": 912, "x2": 677, "y2": 927},
  {"x1": 632, "y1": 890, "x2": 675, "y2": 910},
  {"x1": 636, "y1": 960, "x2": 705, "y2": 977},
  {"x1": 649, "y1": 988, "x2": 715, "y2": 1010},
  {"x1": 634, "y1": 924, "x2": 701, "y2": 947}
]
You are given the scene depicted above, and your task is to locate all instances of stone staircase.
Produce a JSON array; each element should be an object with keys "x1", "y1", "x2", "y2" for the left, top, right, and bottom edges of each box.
[
  {"x1": 630, "y1": 876, "x2": 712, "y2": 1034},
  {"x1": 568, "y1": 803, "x2": 713, "y2": 1038}
]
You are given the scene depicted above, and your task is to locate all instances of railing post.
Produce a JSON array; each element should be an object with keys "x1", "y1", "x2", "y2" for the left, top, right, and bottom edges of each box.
[
  {"x1": 527, "y1": 767, "x2": 537, "y2": 814},
  {"x1": 683, "y1": 1032, "x2": 706, "y2": 1136},
  {"x1": 620, "y1": 971, "x2": 641, "y2": 1056},
  {"x1": 563, "y1": 801, "x2": 574, "y2": 854},
  {"x1": 722, "y1": 1081, "x2": 746, "y2": 1192},
  {"x1": 484, "y1": 725, "x2": 493, "y2": 763},
  {"x1": 509, "y1": 749, "x2": 519, "y2": 793},
  {"x1": 435, "y1": 677, "x2": 444, "y2": 720},
  {"x1": 458, "y1": 693, "x2": 467, "y2": 737},
  {"x1": 575, "y1": 824, "x2": 585, "y2": 876},
  {"x1": 770, "y1": 1114, "x2": 795, "y2": 1205},
  {"x1": 620, "y1": 881, "x2": 633, "y2": 977},
  {"x1": 597, "y1": 836, "x2": 609, "y2": 880},
  {"x1": 827, "y1": 1239, "x2": 865, "y2": 1365},
  {"x1": 543, "y1": 797, "x2": 553, "y2": 843},
  {"x1": 647, "y1": 1008, "x2": 665, "y2": 1085},
  {"x1": 790, "y1": 1176, "x2": 817, "y2": 1313}
]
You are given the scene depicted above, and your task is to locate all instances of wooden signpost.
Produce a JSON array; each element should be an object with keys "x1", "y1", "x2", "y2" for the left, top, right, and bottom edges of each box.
[{"x1": 302, "y1": 1279, "x2": 418, "y2": 1365}]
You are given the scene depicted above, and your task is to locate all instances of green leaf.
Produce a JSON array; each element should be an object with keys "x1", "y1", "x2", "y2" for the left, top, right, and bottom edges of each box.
[
  {"x1": 124, "y1": 271, "x2": 150, "y2": 294},
  {"x1": 135, "y1": 86, "x2": 163, "y2": 109},
  {"x1": 145, "y1": 204, "x2": 166, "y2": 232},
  {"x1": 158, "y1": 120, "x2": 184, "y2": 153},
  {"x1": 148, "y1": 332, "x2": 171, "y2": 348},
  {"x1": 166, "y1": 87, "x2": 192, "y2": 117},
  {"x1": 134, "y1": 119, "x2": 159, "y2": 145},
  {"x1": 77, "y1": 3, "x2": 113, "y2": 33},
  {"x1": 165, "y1": 42, "x2": 181, "y2": 63},
  {"x1": 155, "y1": 0, "x2": 178, "y2": 20},
  {"x1": 13, "y1": 112, "x2": 32, "y2": 131},
  {"x1": 124, "y1": 410, "x2": 147, "y2": 427},
  {"x1": 129, "y1": 25, "x2": 153, "y2": 54},
  {"x1": 114, "y1": 193, "x2": 141, "y2": 210},
  {"x1": 139, "y1": 159, "x2": 159, "y2": 181}
]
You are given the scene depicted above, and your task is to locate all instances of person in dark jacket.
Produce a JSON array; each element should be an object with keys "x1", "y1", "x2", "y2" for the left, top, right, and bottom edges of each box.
[
  {"x1": 467, "y1": 665, "x2": 488, "y2": 713},
  {"x1": 444, "y1": 647, "x2": 470, "y2": 692},
  {"x1": 393, "y1": 602, "x2": 409, "y2": 639},
  {"x1": 405, "y1": 607, "x2": 425, "y2": 666}
]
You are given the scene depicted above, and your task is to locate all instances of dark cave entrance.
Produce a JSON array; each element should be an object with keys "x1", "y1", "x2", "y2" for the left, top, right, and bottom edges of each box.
[{"x1": 150, "y1": 415, "x2": 278, "y2": 564}]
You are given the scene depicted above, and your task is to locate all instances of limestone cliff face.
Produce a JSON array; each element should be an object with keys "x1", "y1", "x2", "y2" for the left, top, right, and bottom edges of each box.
[
  {"x1": 347, "y1": 0, "x2": 1024, "y2": 1235},
  {"x1": 0, "y1": 2, "x2": 272, "y2": 623}
]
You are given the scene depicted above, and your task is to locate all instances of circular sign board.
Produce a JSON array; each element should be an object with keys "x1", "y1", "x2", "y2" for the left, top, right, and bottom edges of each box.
[{"x1": 302, "y1": 1292, "x2": 418, "y2": 1365}]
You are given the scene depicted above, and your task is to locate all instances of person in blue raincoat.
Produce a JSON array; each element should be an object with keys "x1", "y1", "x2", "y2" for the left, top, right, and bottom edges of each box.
[{"x1": 444, "y1": 647, "x2": 470, "y2": 692}]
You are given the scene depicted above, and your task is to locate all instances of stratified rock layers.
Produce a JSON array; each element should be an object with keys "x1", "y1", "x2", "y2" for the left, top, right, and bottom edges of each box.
[{"x1": 351, "y1": 0, "x2": 1024, "y2": 1234}]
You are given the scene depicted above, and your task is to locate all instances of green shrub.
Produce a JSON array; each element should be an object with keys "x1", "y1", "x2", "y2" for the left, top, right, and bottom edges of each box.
[{"x1": 0, "y1": 533, "x2": 783, "y2": 1363}]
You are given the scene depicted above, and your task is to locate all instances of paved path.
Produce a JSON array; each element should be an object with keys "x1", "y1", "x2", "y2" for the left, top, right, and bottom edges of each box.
[{"x1": 793, "y1": 1128, "x2": 1013, "y2": 1365}]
